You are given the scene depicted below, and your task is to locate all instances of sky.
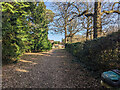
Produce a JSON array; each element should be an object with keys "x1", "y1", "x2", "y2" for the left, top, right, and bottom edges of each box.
[{"x1": 44, "y1": 2, "x2": 65, "y2": 42}]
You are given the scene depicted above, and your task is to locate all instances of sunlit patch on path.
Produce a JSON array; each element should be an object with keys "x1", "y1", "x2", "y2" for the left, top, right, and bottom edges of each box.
[
  {"x1": 19, "y1": 60, "x2": 37, "y2": 65},
  {"x1": 24, "y1": 53, "x2": 51, "y2": 56},
  {"x1": 15, "y1": 68, "x2": 29, "y2": 73}
]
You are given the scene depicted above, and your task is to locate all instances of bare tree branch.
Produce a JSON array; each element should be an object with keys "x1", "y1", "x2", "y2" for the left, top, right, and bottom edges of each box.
[{"x1": 102, "y1": 10, "x2": 120, "y2": 15}]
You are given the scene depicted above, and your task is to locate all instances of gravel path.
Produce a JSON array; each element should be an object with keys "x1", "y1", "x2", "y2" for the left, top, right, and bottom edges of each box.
[{"x1": 2, "y1": 49, "x2": 102, "y2": 88}]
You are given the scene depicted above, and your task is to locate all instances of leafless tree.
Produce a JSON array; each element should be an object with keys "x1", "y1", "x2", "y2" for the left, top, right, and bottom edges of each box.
[
  {"x1": 67, "y1": 19, "x2": 83, "y2": 43},
  {"x1": 49, "y1": 2, "x2": 71, "y2": 43},
  {"x1": 50, "y1": 2, "x2": 85, "y2": 43},
  {"x1": 68, "y1": 1, "x2": 120, "y2": 38}
]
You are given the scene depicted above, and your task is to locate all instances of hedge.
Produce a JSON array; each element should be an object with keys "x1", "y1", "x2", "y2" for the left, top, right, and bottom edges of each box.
[{"x1": 65, "y1": 30, "x2": 120, "y2": 71}]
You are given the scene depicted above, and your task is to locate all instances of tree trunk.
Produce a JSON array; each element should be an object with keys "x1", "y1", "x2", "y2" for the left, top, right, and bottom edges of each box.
[
  {"x1": 65, "y1": 27, "x2": 67, "y2": 43},
  {"x1": 90, "y1": 29, "x2": 93, "y2": 40},
  {"x1": 86, "y1": 29, "x2": 89, "y2": 40},
  {"x1": 86, "y1": 17, "x2": 90, "y2": 40},
  {"x1": 93, "y1": 1, "x2": 102, "y2": 38},
  {"x1": 70, "y1": 36, "x2": 73, "y2": 43},
  {"x1": 64, "y1": 11, "x2": 68, "y2": 44}
]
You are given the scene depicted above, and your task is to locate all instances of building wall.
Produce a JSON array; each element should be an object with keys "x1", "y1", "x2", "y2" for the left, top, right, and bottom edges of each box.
[{"x1": 67, "y1": 35, "x2": 86, "y2": 43}]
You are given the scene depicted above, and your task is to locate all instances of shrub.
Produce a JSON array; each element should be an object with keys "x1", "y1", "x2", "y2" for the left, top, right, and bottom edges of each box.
[{"x1": 65, "y1": 31, "x2": 120, "y2": 71}]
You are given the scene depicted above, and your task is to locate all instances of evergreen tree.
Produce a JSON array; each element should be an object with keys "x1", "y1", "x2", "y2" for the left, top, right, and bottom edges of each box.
[
  {"x1": 2, "y1": 2, "x2": 53, "y2": 63},
  {"x1": 2, "y1": 2, "x2": 30, "y2": 62}
]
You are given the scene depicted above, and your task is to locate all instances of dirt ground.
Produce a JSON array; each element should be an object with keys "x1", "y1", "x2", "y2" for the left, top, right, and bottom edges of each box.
[{"x1": 2, "y1": 49, "x2": 102, "y2": 88}]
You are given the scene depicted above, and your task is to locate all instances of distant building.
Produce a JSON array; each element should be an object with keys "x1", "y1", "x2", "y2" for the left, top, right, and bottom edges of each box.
[
  {"x1": 70, "y1": 35, "x2": 86, "y2": 43},
  {"x1": 62, "y1": 35, "x2": 86, "y2": 44},
  {"x1": 52, "y1": 44, "x2": 65, "y2": 49},
  {"x1": 49, "y1": 40, "x2": 54, "y2": 44}
]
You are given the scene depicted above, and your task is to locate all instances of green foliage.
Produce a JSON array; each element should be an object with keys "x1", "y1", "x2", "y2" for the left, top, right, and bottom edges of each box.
[
  {"x1": 27, "y1": 2, "x2": 52, "y2": 52},
  {"x1": 46, "y1": 9, "x2": 54, "y2": 22},
  {"x1": 2, "y1": 2, "x2": 30, "y2": 63},
  {"x1": 53, "y1": 41, "x2": 60, "y2": 44},
  {"x1": 2, "y1": 2, "x2": 53, "y2": 64},
  {"x1": 65, "y1": 31, "x2": 120, "y2": 71}
]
